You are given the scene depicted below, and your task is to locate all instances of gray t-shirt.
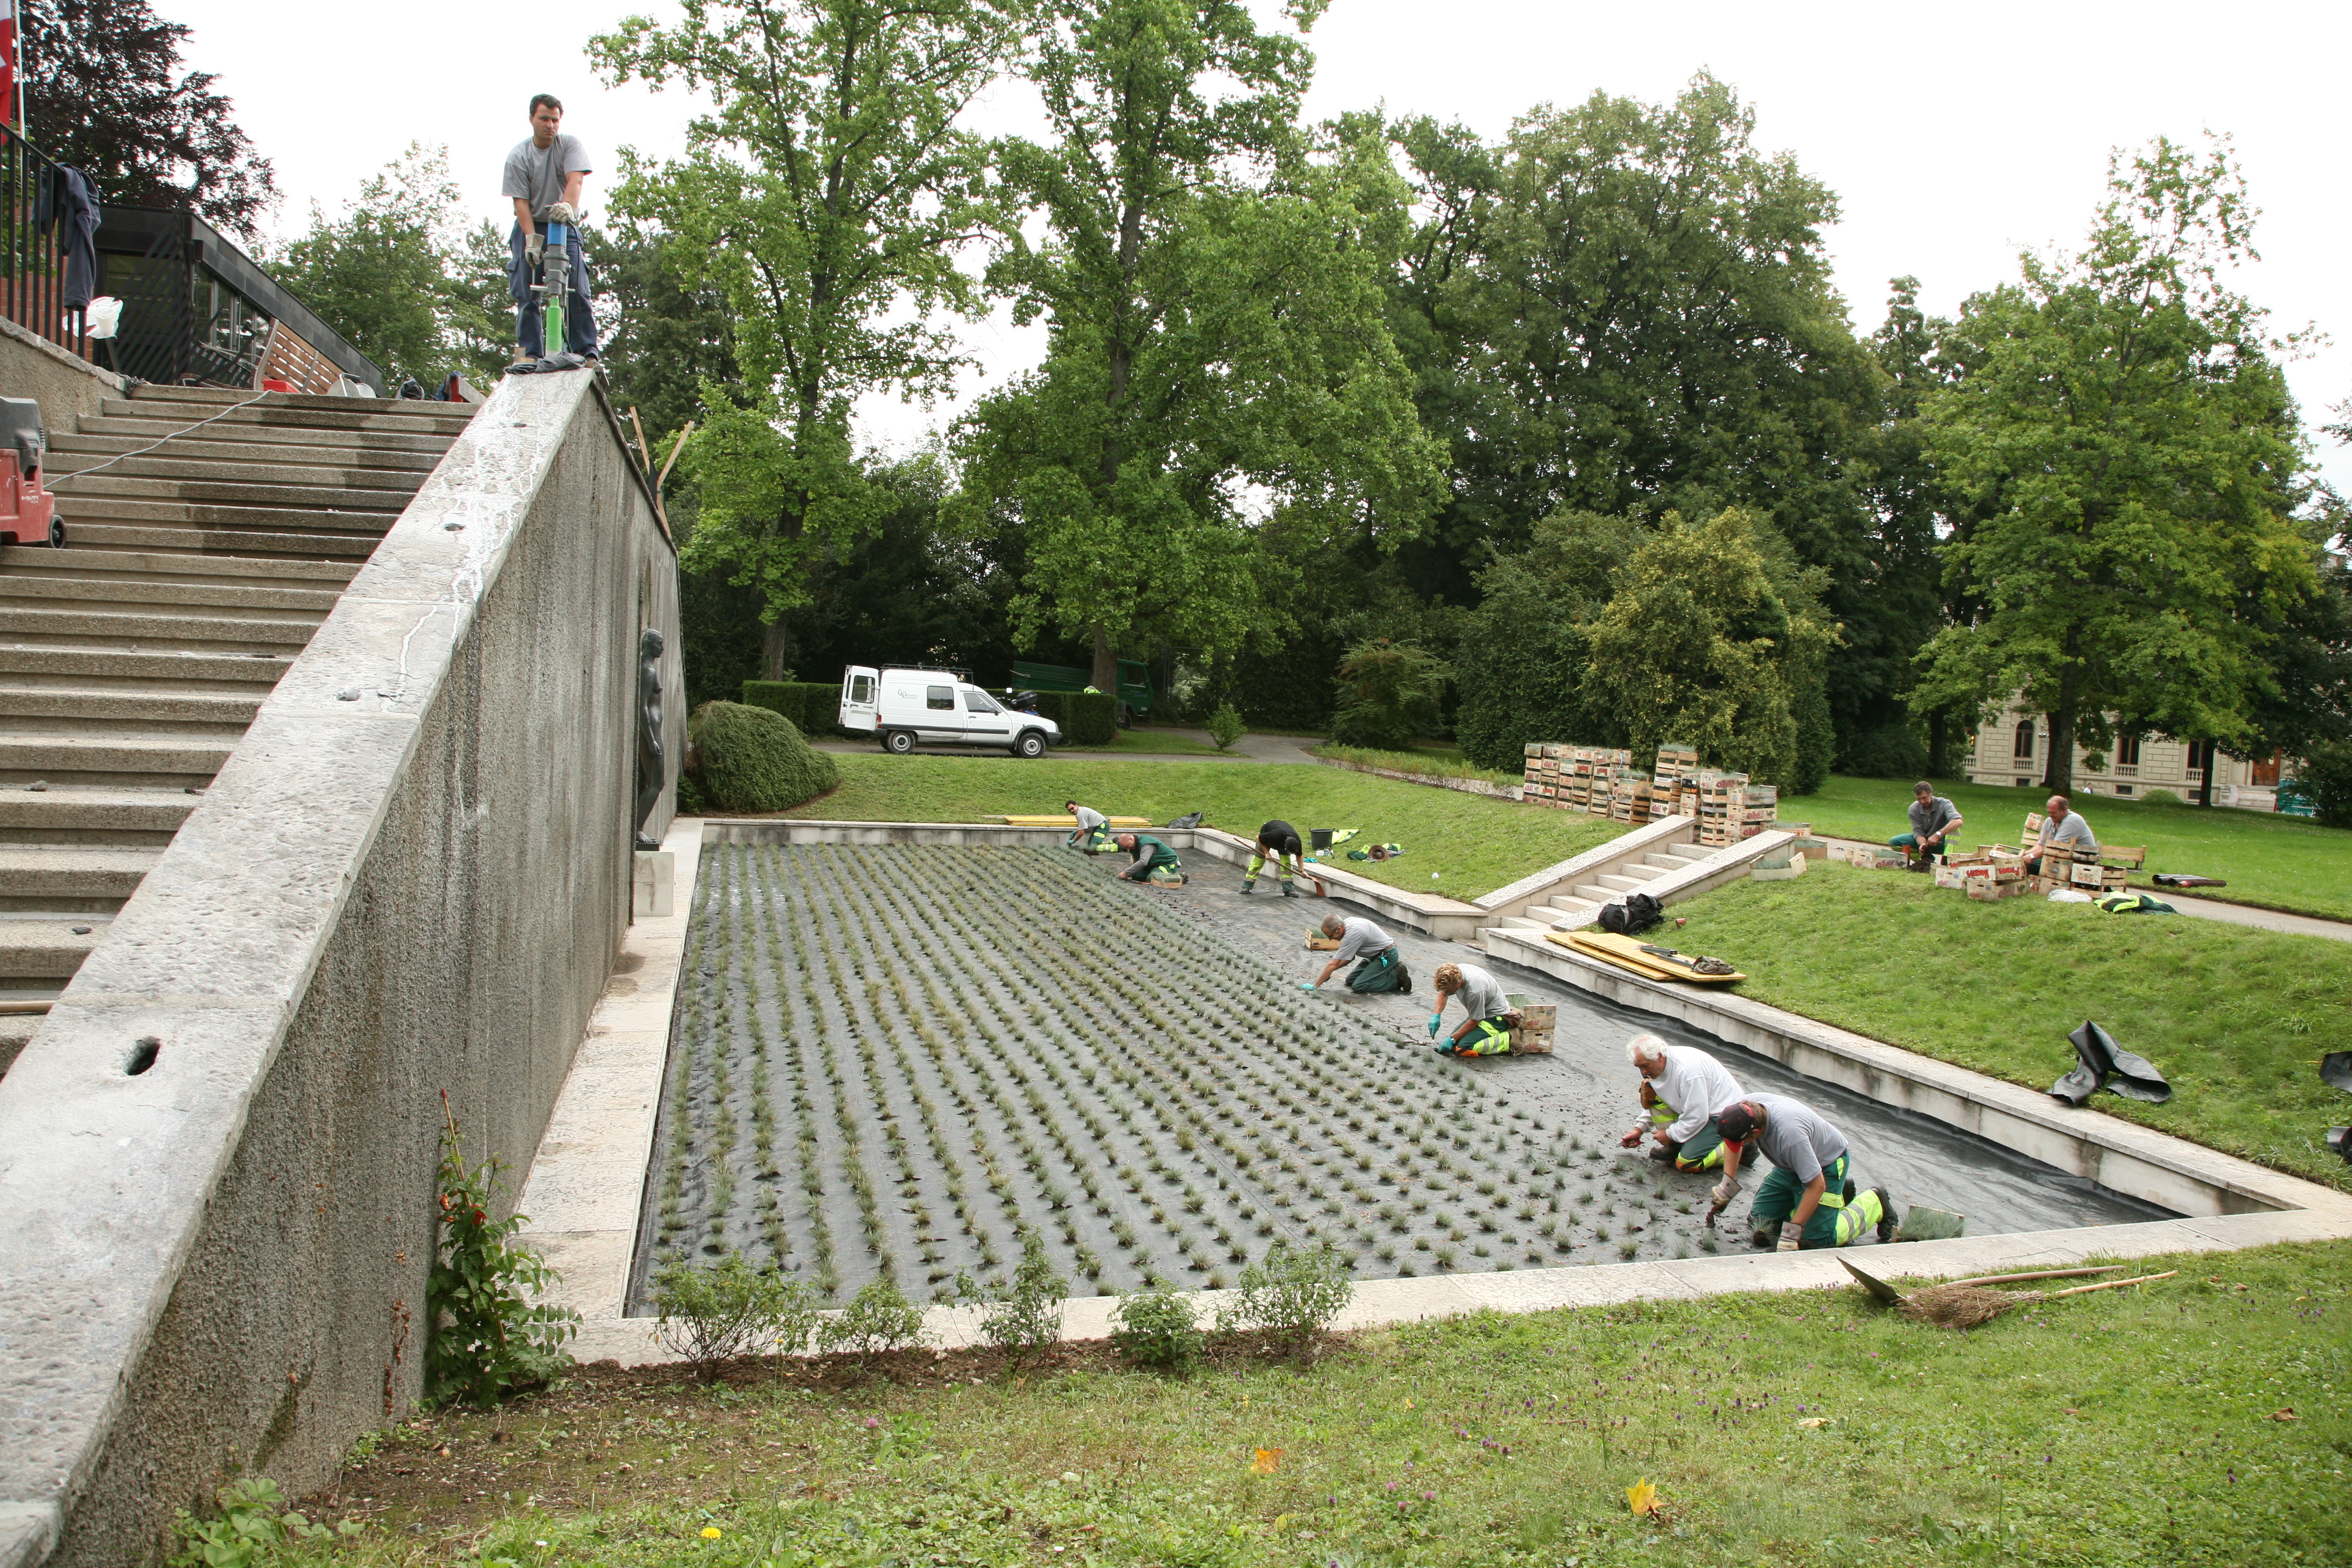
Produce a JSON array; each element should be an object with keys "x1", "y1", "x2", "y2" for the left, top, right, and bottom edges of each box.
[
  {"x1": 1908, "y1": 795, "x2": 1961, "y2": 842},
  {"x1": 2040, "y1": 811, "x2": 2097, "y2": 853},
  {"x1": 1332, "y1": 916, "x2": 1394, "y2": 965},
  {"x1": 1071, "y1": 806, "x2": 1107, "y2": 832},
  {"x1": 502, "y1": 134, "x2": 593, "y2": 221},
  {"x1": 1743, "y1": 1092, "x2": 1847, "y2": 1184},
  {"x1": 1451, "y1": 964, "x2": 1511, "y2": 1022}
]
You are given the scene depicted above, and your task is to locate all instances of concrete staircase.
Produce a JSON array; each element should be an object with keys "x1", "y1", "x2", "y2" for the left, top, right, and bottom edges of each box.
[
  {"x1": 0, "y1": 384, "x2": 475, "y2": 1069},
  {"x1": 1487, "y1": 837, "x2": 1724, "y2": 934}
]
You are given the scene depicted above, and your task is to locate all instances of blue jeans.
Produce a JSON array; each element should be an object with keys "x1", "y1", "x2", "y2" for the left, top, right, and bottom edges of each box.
[{"x1": 509, "y1": 222, "x2": 599, "y2": 359}]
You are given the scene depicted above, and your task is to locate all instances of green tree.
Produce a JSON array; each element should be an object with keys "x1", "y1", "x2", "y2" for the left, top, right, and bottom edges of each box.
[
  {"x1": 270, "y1": 145, "x2": 493, "y2": 385},
  {"x1": 1581, "y1": 508, "x2": 1839, "y2": 785},
  {"x1": 1328, "y1": 638, "x2": 1449, "y2": 750},
  {"x1": 1386, "y1": 76, "x2": 1883, "y2": 606},
  {"x1": 592, "y1": 0, "x2": 1012, "y2": 676},
  {"x1": 1451, "y1": 510, "x2": 1646, "y2": 767},
  {"x1": 1913, "y1": 137, "x2": 2319, "y2": 797},
  {"x1": 957, "y1": 0, "x2": 1443, "y2": 692}
]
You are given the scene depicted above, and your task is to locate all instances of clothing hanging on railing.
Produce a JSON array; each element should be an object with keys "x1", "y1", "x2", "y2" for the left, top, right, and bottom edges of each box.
[{"x1": 44, "y1": 166, "x2": 101, "y2": 311}]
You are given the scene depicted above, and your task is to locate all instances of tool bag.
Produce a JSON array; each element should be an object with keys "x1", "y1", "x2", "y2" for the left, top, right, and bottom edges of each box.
[{"x1": 1599, "y1": 892, "x2": 1664, "y2": 936}]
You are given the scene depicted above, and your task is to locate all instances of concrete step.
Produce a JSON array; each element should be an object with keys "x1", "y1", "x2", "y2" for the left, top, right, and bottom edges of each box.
[
  {"x1": 0, "y1": 645, "x2": 291, "y2": 690},
  {"x1": 1615, "y1": 862, "x2": 1664, "y2": 880},
  {"x1": 48, "y1": 452, "x2": 430, "y2": 494},
  {"x1": 0, "y1": 688, "x2": 260, "y2": 734},
  {"x1": 50, "y1": 473, "x2": 413, "y2": 512},
  {"x1": 1641, "y1": 852, "x2": 1691, "y2": 870},
  {"x1": 1596, "y1": 874, "x2": 1648, "y2": 893},
  {"x1": 108, "y1": 394, "x2": 474, "y2": 438},
  {"x1": 125, "y1": 385, "x2": 478, "y2": 419},
  {"x1": 0, "y1": 845, "x2": 159, "y2": 912},
  {"x1": 3, "y1": 606, "x2": 321, "y2": 650},
  {"x1": 0, "y1": 547, "x2": 357, "y2": 589},
  {"x1": 0, "y1": 733, "x2": 233, "y2": 788},
  {"x1": 54, "y1": 494, "x2": 405, "y2": 536},
  {"x1": 0, "y1": 1014, "x2": 36, "y2": 1076},
  {"x1": 0, "y1": 786, "x2": 196, "y2": 846},
  {"x1": 72, "y1": 416, "x2": 461, "y2": 457},
  {"x1": 1494, "y1": 916, "x2": 1548, "y2": 933},
  {"x1": 1658, "y1": 843, "x2": 1714, "y2": 863},
  {"x1": 34, "y1": 522, "x2": 380, "y2": 560},
  {"x1": 1572, "y1": 883, "x2": 1615, "y2": 903},
  {"x1": 52, "y1": 433, "x2": 447, "y2": 473},
  {"x1": 0, "y1": 916, "x2": 110, "y2": 979},
  {"x1": 0, "y1": 574, "x2": 342, "y2": 616}
]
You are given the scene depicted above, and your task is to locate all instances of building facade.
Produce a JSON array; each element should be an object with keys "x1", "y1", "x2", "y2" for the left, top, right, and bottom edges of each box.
[{"x1": 1963, "y1": 702, "x2": 2297, "y2": 811}]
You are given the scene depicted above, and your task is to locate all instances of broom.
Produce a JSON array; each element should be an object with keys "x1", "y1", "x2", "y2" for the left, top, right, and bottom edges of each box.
[{"x1": 1898, "y1": 1269, "x2": 2178, "y2": 1329}]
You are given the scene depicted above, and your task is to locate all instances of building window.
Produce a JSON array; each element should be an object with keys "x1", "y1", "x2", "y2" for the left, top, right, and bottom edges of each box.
[
  {"x1": 2117, "y1": 784, "x2": 2134, "y2": 796},
  {"x1": 2116, "y1": 733, "x2": 2141, "y2": 766},
  {"x1": 2013, "y1": 720, "x2": 2035, "y2": 760}
]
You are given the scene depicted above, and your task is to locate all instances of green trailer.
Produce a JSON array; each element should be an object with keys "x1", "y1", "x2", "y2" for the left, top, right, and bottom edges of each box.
[{"x1": 1012, "y1": 659, "x2": 1154, "y2": 727}]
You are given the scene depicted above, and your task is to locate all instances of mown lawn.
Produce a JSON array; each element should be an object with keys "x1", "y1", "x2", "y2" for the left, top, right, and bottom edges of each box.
[
  {"x1": 1072, "y1": 727, "x2": 1234, "y2": 757},
  {"x1": 778, "y1": 756, "x2": 1619, "y2": 901},
  {"x1": 1796, "y1": 774, "x2": 2352, "y2": 922},
  {"x1": 1668, "y1": 860, "x2": 2352, "y2": 1191},
  {"x1": 290, "y1": 1242, "x2": 2350, "y2": 1567}
]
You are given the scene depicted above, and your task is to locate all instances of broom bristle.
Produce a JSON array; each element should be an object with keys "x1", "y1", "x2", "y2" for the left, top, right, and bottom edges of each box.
[{"x1": 1900, "y1": 1284, "x2": 2047, "y2": 1329}]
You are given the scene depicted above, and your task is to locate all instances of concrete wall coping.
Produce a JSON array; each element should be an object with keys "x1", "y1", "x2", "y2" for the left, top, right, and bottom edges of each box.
[{"x1": 1475, "y1": 815, "x2": 1691, "y2": 914}]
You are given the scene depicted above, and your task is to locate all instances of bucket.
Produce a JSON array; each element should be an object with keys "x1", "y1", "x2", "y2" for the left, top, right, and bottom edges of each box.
[{"x1": 1310, "y1": 828, "x2": 1333, "y2": 851}]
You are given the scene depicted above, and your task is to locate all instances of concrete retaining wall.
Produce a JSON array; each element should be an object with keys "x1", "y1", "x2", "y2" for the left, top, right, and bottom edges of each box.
[
  {"x1": 0, "y1": 318, "x2": 124, "y2": 432},
  {"x1": 0, "y1": 372, "x2": 680, "y2": 1567}
]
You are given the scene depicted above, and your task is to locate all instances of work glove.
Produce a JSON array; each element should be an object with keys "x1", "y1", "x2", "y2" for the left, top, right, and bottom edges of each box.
[
  {"x1": 1426, "y1": 1013, "x2": 1444, "y2": 1039},
  {"x1": 1710, "y1": 1174, "x2": 1741, "y2": 1207},
  {"x1": 1777, "y1": 1221, "x2": 1805, "y2": 1252},
  {"x1": 524, "y1": 230, "x2": 545, "y2": 267},
  {"x1": 545, "y1": 200, "x2": 577, "y2": 225}
]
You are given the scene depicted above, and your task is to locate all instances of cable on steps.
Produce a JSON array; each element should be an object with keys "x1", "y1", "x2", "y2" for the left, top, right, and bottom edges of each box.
[{"x1": 46, "y1": 389, "x2": 280, "y2": 489}]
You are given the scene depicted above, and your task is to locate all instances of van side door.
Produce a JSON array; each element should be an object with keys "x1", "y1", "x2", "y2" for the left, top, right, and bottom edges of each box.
[
  {"x1": 960, "y1": 685, "x2": 1009, "y2": 745},
  {"x1": 917, "y1": 682, "x2": 965, "y2": 743}
]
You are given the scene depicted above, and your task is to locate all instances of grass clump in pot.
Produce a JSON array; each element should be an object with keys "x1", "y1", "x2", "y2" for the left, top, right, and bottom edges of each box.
[{"x1": 689, "y1": 701, "x2": 839, "y2": 813}]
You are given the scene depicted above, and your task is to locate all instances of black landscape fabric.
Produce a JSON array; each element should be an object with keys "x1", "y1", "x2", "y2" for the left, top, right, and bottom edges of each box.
[
  {"x1": 2321, "y1": 1051, "x2": 2352, "y2": 1096},
  {"x1": 2052, "y1": 1019, "x2": 2174, "y2": 1106}
]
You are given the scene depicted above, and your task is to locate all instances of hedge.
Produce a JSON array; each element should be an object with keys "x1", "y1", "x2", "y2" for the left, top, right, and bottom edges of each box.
[
  {"x1": 1039, "y1": 690, "x2": 1117, "y2": 747},
  {"x1": 742, "y1": 680, "x2": 844, "y2": 738},
  {"x1": 690, "y1": 701, "x2": 839, "y2": 812}
]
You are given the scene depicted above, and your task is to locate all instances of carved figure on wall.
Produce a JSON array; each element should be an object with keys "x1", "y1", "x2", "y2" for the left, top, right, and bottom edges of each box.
[{"x1": 635, "y1": 627, "x2": 666, "y2": 850}]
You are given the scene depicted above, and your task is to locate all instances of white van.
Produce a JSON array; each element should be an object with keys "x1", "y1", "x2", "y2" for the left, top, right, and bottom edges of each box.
[{"x1": 838, "y1": 666, "x2": 1062, "y2": 758}]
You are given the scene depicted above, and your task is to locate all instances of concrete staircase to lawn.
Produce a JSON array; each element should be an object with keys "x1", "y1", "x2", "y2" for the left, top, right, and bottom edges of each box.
[{"x1": 0, "y1": 384, "x2": 476, "y2": 1070}]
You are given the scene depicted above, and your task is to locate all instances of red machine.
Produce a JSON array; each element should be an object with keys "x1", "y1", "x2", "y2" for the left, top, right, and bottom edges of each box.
[{"x1": 0, "y1": 396, "x2": 61, "y2": 548}]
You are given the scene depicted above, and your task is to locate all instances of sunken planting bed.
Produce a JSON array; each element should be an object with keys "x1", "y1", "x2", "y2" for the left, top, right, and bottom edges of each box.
[{"x1": 636, "y1": 843, "x2": 1734, "y2": 1308}]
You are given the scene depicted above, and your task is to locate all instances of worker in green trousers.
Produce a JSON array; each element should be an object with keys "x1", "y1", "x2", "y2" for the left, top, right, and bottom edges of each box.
[{"x1": 1713, "y1": 1095, "x2": 1898, "y2": 1250}]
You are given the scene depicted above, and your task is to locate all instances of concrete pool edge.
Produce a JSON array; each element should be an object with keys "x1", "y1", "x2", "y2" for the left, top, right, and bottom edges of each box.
[{"x1": 518, "y1": 823, "x2": 2352, "y2": 1369}]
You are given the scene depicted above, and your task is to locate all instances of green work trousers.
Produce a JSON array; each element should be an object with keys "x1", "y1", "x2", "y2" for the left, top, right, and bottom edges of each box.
[
  {"x1": 1346, "y1": 946, "x2": 1408, "y2": 995},
  {"x1": 1648, "y1": 1110, "x2": 1727, "y2": 1173},
  {"x1": 1749, "y1": 1152, "x2": 1882, "y2": 1248}
]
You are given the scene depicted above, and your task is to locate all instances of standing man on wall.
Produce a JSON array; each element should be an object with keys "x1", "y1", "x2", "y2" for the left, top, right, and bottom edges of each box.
[{"x1": 502, "y1": 93, "x2": 601, "y2": 369}]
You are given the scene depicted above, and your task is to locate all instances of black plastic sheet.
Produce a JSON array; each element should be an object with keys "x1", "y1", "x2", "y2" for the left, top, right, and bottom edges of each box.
[{"x1": 2051, "y1": 1020, "x2": 2173, "y2": 1106}]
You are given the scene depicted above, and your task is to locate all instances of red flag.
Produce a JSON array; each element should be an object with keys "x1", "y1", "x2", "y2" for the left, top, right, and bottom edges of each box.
[{"x1": 0, "y1": 2, "x2": 16, "y2": 131}]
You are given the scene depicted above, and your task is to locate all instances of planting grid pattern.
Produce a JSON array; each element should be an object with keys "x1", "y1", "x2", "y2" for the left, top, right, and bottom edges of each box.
[{"x1": 639, "y1": 843, "x2": 1675, "y2": 1306}]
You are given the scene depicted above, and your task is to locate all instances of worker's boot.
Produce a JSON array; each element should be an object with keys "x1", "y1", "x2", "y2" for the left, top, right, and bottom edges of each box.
[
  {"x1": 1872, "y1": 1188, "x2": 1899, "y2": 1243},
  {"x1": 1237, "y1": 879, "x2": 1256, "y2": 894},
  {"x1": 1278, "y1": 880, "x2": 1298, "y2": 898}
]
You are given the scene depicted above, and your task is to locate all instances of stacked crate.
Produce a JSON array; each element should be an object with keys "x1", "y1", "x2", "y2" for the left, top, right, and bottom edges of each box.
[
  {"x1": 1651, "y1": 743, "x2": 1698, "y2": 821},
  {"x1": 1694, "y1": 770, "x2": 1751, "y2": 848},
  {"x1": 1520, "y1": 743, "x2": 1558, "y2": 805},
  {"x1": 1587, "y1": 747, "x2": 1630, "y2": 817},
  {"x1": 2068, "y1": 843, "x2": 2126, "y2": 893},
  {"x1": 1607, "y1": 768, "x2": 1652, "y2": 823},
  {"x1": 1508, "y1": 999, "x2": 1556, "y2": 1055},
  {"x1": 1740, "y1": 783, "x2": 1779, "y2": 839},
  {"x1": 1562, "y1": 747, "x2": 1594, "y2": 813}
]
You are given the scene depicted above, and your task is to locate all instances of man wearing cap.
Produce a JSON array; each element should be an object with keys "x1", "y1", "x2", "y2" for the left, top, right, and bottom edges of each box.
[
  {"x1": 1713, "y1": 1094, "x2": 1895, "y2": 1250},
  {"x1": 1617, "y1": 1033, "x2": 1741, "y2": 1171},
  {"x1": 1304, "y1": 913, "x2": 1411, "y2": 995}
]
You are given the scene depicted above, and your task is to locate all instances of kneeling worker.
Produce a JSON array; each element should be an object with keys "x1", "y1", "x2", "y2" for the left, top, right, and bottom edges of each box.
[
  {"x1": 1714, "y1": 1095, "x2": 1895, "y2": 1250},
  {"x1": 1428, "y1": 962, "x2": 1518, "y2": 1056},
  {"x1": 1112, "y1": 831, "x2": 1185, "y2": 886},
  {"x1": 1305, "y1": 914, "x2": 1412, "y2": 995},
  {"x1": 1065, "y1": 799, "x2": 1110, "y2": 852},
  {"x1": 1891, "y1": 781, "x2": 1964, "y2": 869},
  {"x1": 1618, "y1": 1033, "x2": 1741, "y2": 1171},
  {"x1": 1242, "y1": 819, "x2": 1307, "y2": 896}
]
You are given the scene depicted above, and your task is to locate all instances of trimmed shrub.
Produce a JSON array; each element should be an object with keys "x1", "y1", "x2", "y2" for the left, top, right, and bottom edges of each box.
[
  {"x1": 2136, "y1": 788, "x2": 2185, "y2": 807},
  {"x1": 960, "y1": 1230, "x2": 1068, "y2": 1364},
  {"x1": 2293, "y1": 739, "x2": 2352, "y2": 828},
  {"x1": 1109, "y1": 1282, "x2": 1204, "y2": 1370},
  {"x1": 1837, "y1": 722, "x2": 1932, "y2": 779},
  {"x1": 1206, "y1": 703, "x2": 1245, "y2": 751},
  {"x1": 820, "y1": 1279, "x2": 929, "y2": 1361},
  {"x1": 742, "y1": 680, "x2": 845, "y2": 738},
  {"x1": 1059, "y1": 691, "x2": 1118, "y2": 746},
  {"x1": 690, "y1": 701, "x2": 838, "y2": 813}
]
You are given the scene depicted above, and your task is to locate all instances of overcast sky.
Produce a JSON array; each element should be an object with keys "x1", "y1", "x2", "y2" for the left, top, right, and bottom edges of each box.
[{"x1": 162, "y1": 0, "x2": 2352, "y2": 493}]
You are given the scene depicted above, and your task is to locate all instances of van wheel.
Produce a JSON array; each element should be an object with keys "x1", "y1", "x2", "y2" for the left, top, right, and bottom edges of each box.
[
  {"x1": 884, "y1": 730, "x2": 915, "y2": 755},
  {"x1": 1014, "y1": 731, "x2": 1046, "y2": 759}
]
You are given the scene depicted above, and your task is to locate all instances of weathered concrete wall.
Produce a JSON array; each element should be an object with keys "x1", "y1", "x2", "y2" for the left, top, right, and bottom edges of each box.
[
  {"x1": 0, "y1": 372, "x2": 680, "y2": 1568},
  {"x1": 0, "y1": 318, "x2": 124, "y2": 431}
]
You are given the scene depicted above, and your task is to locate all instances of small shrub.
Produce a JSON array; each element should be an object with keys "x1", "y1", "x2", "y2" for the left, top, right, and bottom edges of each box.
[
  {"x1": 1214, "y1": 1238, "x2": 1354, "y2": 1353},
  {"x1": 169, "y1": 1477, "x2": 356, "y2": 1566},
  {"x1": 689, "y1": 699, "x2": 839, "y2": 812},
  {"x1": 651, "y1": 1253, "x2": 819, "y2": 1377},
  {"x1": 960, "y1": 1230, "x2": 1068, "y2": 1364},
  {"x1": 1206, "y1": 702, "x2": 1247, "y2": 751},
  {"x1": 2137, "y1": 787, "x2": 2185, "y2": 806},
  {"x1": 1109, "y1": 1282, "x2": 1205, "y2": 1370},
  {"x1": 426, "y1": 1120, "x2": 577, "y2": 1409},
  {"x1": 821, "y1": 1280, "x2": 929, "y2": 1360}
]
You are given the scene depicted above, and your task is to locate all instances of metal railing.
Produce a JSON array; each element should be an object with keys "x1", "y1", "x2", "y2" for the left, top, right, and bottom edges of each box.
[{"x1": 0, "y1": 123, "x2": 93, "y2": 361}]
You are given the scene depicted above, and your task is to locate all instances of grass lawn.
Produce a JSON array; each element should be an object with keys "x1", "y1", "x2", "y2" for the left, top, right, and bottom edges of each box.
[
  {"x1": 778, "y1": 755, "x2": 1618, "y2": 901},
  {"x1": 295, "y1": 1241, "x2": 2350, "y2": 1567},
  {"x1": 1312, "y1": 743, "x2": 1515, "y2": 786},
  {"x1": 1669, "y1": 860, "x2": 2352, "y2": 1191},
  {"x1": 1796, "y1": 774, "x2": 2352, "y2": 923},
  {"x1": 1070, "y1": 727, "x2": 1235, "y2": 757}
]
